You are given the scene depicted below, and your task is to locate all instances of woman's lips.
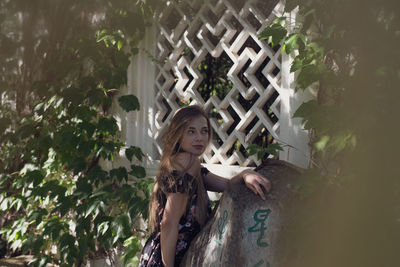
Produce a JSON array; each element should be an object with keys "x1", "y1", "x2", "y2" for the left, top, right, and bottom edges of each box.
[{"x1": 193, "y1": 145, "x2": 203, "y2": 150}]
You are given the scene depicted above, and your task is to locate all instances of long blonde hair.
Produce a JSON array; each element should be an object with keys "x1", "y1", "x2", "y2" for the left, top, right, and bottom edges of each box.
[{"x1": 148, "y1": 105, "x2": 212, "y2": 232}]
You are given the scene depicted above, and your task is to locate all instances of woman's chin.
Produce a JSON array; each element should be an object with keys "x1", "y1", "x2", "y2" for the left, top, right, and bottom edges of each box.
[{"x1": 191, "y1": 150, "x2": 204, "y2": 156}]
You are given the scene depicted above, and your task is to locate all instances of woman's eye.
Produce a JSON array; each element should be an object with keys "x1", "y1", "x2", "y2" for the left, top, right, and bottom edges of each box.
[
  {"x1": 201, "y1": 129, "x2": 209, "y2": 134},
  {"x1": 187, "y1": 130, "x2": 194, "y2": 134}
]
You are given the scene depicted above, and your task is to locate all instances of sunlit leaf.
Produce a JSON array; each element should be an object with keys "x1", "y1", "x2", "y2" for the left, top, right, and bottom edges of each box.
[
  {"x1": 258, "y1": 18, "x2": 287, "y2": 47},
  {"x1": 315, "y1": 135, "x2": 330, "y2": 152}
]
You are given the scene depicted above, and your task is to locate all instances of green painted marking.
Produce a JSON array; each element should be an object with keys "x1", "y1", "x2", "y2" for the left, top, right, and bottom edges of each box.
[
  {"x1": 248, "y1": 209, "x2": 271, "y2": 247},
  {"x1": 254, "y1": 259, "x2": 271, "y2": 267},
  {"x1": 254, "y1": 259, "x2": 264, "y2": 267},
  {"x1": 217, "y1": 209, "x2": 228, "y2": 240},
  {"x1": 214, "y1": 239, "x2": 222, "y2": 246}
]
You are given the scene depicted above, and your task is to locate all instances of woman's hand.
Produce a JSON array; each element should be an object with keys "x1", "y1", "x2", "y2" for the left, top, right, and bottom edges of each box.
[{"x1": 242, "y1": 170, "x2": 271, "y2": 200}]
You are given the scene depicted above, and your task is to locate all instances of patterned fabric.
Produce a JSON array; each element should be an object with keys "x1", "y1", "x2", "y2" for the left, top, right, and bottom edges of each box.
[{"x1": 138, "y1": 167, "x2": 211, "y2": 267}]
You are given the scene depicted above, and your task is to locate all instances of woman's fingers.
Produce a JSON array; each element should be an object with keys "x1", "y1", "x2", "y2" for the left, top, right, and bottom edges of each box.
[
  {"x1": 248, "y1": 185, "x2": 258, "y2": 196},
  {"x1": 259, "y1": 177, "x2": 271, "y2": 193},
  {"x1": 253, "y1": 183, "x2": 266, "y2": 200},
  {"x1": 243, "y1": 171, "x2": 271, "y2": 200}
]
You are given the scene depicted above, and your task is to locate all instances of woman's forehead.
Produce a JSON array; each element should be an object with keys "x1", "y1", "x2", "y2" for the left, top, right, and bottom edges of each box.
[{"x1": 186, "y1": 116, "x2": 208, "y2": 128}]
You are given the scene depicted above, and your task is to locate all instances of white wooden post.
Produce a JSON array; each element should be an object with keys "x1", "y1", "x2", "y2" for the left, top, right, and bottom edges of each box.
[
  {"x1": 279, "y1": 8, "x2": 312, "y2": 169},
  {"x1": 125, "y1": 25, "x2": 159, "y2": 177}
]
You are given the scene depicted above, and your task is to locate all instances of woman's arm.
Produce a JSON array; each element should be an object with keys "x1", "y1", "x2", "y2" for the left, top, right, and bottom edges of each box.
[
  {"x1": 160, "y1": 192, "x2": 188, "y2": 267},
  {"x1": 203, "y1": 169, "x2": 271, "y2": 200},
  {"x1": 202, "y1": 171, "x2": 229, "y2": 192}
]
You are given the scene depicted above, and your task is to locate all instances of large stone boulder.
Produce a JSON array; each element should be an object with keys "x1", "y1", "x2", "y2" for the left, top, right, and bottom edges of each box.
[{"x1": 180, "y1": 159, "x2": 303, "y2": 267}]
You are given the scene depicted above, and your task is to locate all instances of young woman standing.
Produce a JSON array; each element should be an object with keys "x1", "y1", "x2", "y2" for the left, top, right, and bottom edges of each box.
[{"x1": 138, "y1": 105, "x2": 271, "y2": 267}]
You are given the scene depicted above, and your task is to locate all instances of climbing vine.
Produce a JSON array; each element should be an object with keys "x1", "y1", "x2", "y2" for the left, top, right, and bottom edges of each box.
[
  {"x1": 0, "y1": 0, "x2": 158, "y2": 266},
  {"x1": 257, "y1": 0, "x2": 399, "y2": 181},
  {"x1": 255, "y1": 1, "x2": 399, "y2": 266}
]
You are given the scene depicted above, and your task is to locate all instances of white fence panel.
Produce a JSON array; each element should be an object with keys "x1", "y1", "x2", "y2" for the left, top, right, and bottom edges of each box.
[{"x1": 125, "y1": 0, "x2": 311, "y2": 177}]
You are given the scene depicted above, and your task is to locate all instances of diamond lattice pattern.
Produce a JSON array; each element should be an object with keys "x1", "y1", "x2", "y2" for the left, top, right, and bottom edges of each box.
[{"x1": 153, "y1": 0, "x2": 284, "y2": 166}]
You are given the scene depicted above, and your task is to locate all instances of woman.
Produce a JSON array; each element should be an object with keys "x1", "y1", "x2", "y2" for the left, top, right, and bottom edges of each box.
[{"x1": 138, "y1": 105, "x2": 271, "y2": 267}]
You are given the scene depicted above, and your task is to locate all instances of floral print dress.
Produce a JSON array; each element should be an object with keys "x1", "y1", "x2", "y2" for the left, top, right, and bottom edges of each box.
[{"x1": 138, "y1": 168, "x2": 211, "y2": 267}]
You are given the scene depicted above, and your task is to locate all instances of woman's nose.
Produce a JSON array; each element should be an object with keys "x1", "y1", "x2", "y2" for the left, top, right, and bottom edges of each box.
[{"x1": 194, "y1": 132, "x2": 202, "y2": 141}]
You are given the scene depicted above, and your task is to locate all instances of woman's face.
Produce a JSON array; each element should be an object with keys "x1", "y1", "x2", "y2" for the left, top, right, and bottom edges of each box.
[{"x1": 180, "y1": 116, "x2": 209, "y2": 156}]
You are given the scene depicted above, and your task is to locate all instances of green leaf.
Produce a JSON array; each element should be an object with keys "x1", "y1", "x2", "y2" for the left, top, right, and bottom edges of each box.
[
  {"x1": 97, "y1": 220, "x2": 110, "y2": 236},
  {"x1": 61, "y1": 86, "x2": 84, "y2": 105},
  {"x1": 75, "y1": 217, "x2": 91, "y2": 236},
  {"x1": 258, "y1": 18, "x2": 287, "y2": 47},
  {"x1": 0, "y1": 196, "x2": 11, "y2": 211},
  {"x1": 290, "y1": 56, "x2": 304, "y2": 72},
  {"x1": 85, "y1": 200, "x2": 100, "y2": 218},
  {"x1": 60, "y1": 233, "x2": 75, "y2": 251},
  {"x1": 25, "y1": 170, "x2": 43, "y2": 187},
  {"x1": 125, "y1": 146, "x2": 144, "y2": 161},
  {"x1": 257, "y1": 150, "x2": 266, "y2": 160},
  {"x1": 19, "y1": 123, "x2": 36, "y2": 139},
  {"x1": 329, "y1": 131, "x2": 355, "y2": 154},
  {"x1": 75, "y1": 179, "x2": 93, "y2": 198},
  {"x1": 129, "y1": 165, "x2": 146, "y2": 178},
  {"x1": 77, "y1": 140, "x2": 94, "y2": 158},
  {"x1": 10, "y1": 198, "x2": 23, "y2": 212},
  {"x1": 69, "y1": 157, "x2": 87, "y2": 175},
  {"x1": 23, "y1": 235, "x2": 44, "y2": 255},
  {"x1": 27, "y1": 208, "x2": 48, "y2": 225},
  {"x1": 296, "y1": 64, "x2": 320, "y2": 91},
  {"x1": 293, "y1": 100, "x2": 317, "y2": 118},
  {"x1": 86, "y1": 88, "x2": 105, "y2": 106},
  {"x1": 97, "y1": 33, "x2": 116, "y2": 47},
  {"x1": 122, "y1": 236, "x2": 141, "y2": 265},
  {"x1": 315, "y1": 135, "x2": 330, "y2": 151},
  {"x1": 52, "y1": 196, "x2": 73, "y2": 217},
  {"x1": 110, "y1": 167, "x2": 128, "y2": 182},
  {"x1": 97, "y1": 117, "x2": 119, "y2": 135},
  {"x1": 265, "y1": 143, "x2": 284, "y2": 156},
  {"x1": 0, "y1": 117, "x2": 11, "y2": 133},
  {"x1": 118, "y1": 94, "x2": 140, "y2": 112},
  {"x1": 293, "y1": 100, "x2": 319, "y2": 129},
  {"x1": 43, "y1": 218, "x2": 65, "y2": 240},
  {"x1": 78, "y1": 236, "x2": 89, "y2": 258},
  {"x1": 87, "y1": 165, "x2": 107, "y2": 183},
  {"x1": 112, "y1": 214, "x2": 131, "y2": 244},
  {"x1": 246, "y1": 144, "x2": 259, "y2": 156},
  {"x1": 79, "y1": 121, "x2": 96, "y2": 137},
  {"x1": 282, "y1": 33, "x2": 299, "y2": 54}
]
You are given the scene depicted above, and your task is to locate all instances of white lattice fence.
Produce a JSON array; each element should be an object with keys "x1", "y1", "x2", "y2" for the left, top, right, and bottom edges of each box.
[
  {"x1": 153, "y1": 0, "x2": 285, "y2": 166},
  {"x1": 126, "y1": 0, "x2": 311, "y2": 176}
]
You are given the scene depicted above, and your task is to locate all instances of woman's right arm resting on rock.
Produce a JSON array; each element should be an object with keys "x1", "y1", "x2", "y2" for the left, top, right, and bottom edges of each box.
[{"x1": 160, "y1": 192, "x2": 188, "y2": 267}]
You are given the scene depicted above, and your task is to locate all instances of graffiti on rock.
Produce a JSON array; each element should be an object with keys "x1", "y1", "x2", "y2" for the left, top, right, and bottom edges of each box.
[
  {"x1": 248, "y1": 209, "x2": 271, "y2": 247},
  {"x1": 253, "y1": 259, "x2": 271, "y2": 267},
  {"x1": 209, "y1": 210, "x2": 229, "y2": 267},
  {"x1": 214, "y1": 209, "x2": 228, "y2": 246}
]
